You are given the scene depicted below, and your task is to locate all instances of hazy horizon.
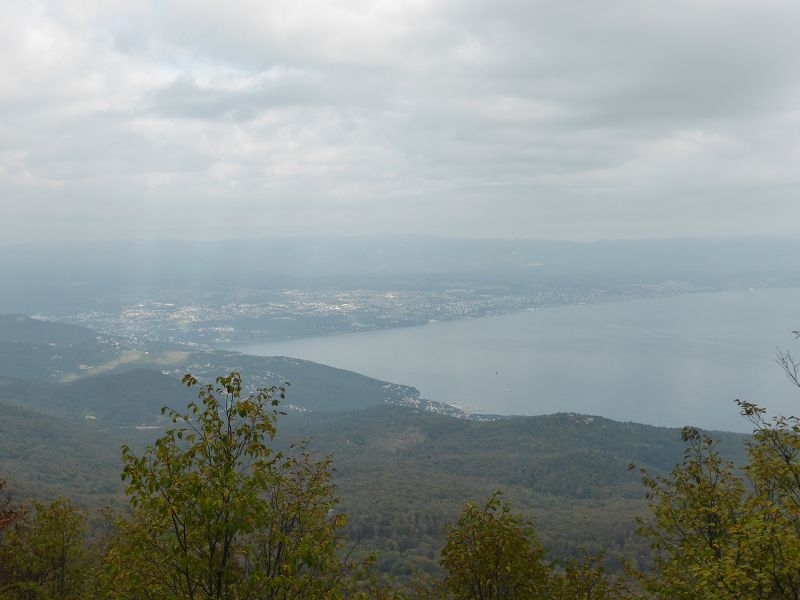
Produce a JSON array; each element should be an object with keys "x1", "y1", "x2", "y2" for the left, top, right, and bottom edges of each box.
[{"x1": 3, "y1": 231, "x2": 800, "y2": 248}]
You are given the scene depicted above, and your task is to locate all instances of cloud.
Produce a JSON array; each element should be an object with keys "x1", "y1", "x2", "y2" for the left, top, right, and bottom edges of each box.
[{"x1": 2, "y1": 0, "x2": 800, "y2": 242}]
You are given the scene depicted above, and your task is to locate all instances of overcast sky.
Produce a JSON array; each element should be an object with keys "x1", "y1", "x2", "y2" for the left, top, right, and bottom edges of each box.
[{"x1": 2, "y1": 0, "x2": 800, "y2": 243}]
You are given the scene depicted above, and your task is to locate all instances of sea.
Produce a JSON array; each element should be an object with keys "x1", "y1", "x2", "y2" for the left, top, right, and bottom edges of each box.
[{"x1": 231, "y1": 288, "x2": 800, "y2": 433}]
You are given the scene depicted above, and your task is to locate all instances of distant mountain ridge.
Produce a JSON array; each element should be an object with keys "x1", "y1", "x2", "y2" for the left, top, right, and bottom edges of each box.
[
  {"x1": 0, "y1": 314, "x2": 98, "y2": 344},
  {"x1": 3, "y1": 236, "x2": 800, "y2": 313},
  {"x1": 0, "y1": 314, "x2": 439, "y2": 421}
]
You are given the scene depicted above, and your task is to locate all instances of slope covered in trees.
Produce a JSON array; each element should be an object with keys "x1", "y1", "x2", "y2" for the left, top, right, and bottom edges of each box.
[
  {"x1": 0, "y1": 371, "x2": 636, "y2": 598},
  {"x1": 3, "y1": 367, "x2": 800, "y2": 598}
]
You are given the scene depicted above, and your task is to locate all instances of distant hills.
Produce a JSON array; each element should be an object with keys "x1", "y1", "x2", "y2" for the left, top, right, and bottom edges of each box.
[
  {"x1": 0, "y1": 313, "x2": 439, "y2": 423},
  {"x1": 3, "y1": 236, "x2": 800, "y2": 313},
  {"x1": 0, "y1": 314, "x2": 98, "y2": 345}
]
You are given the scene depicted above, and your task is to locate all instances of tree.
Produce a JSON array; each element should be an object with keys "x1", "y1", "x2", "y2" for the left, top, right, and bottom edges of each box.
[
  {"x1": 548, "y1": 553, "x2": 633, "y2": 600},
  {"x1": 437, "y1": 493, "x2": 631, "y2": 600},
  {"x1": 634, "y1": 329, "x2": 800, "y2": 599},
  {"x1": 0, "y1": 497, "x2": 92, "y2": 600},
  {"x1": 0, "y1": 477, "x2": 17, "y2": 596},
  {"x1": 102, "y1": 371, "x2": 350, "y2": 600},
  {"x1": 0, "y1": 478, "x2": 13, "y2": 531},
  {"x1": 439, "y1": 492, "x2": 551, "y2": 599},
  {"x1": 634, "y1": 427, "x2": 752, "y2": 598}
]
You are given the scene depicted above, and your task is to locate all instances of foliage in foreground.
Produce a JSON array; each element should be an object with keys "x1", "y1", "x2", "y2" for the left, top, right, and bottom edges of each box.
[
  {"x1": 439, "y1": 492, "x2": 550, "y2": 598},
  {"x1": 635, "y1": 408, "x2": 800, "y2": 599},
  {"x1": 634, "y1": 337, "x2": 800, "y2": 598},
  {"x1": 100, "y1": 372, "x2": 355, "y2": 600},
  {"x1": 0, "y1": 478, "x2": 12, "y2": 531},
  {"x1": 438, "y1": 492, "x2": 630, "y2": 599},
  {"x1": 0, "y1": 497, "x2": 93, "y2": 600}
]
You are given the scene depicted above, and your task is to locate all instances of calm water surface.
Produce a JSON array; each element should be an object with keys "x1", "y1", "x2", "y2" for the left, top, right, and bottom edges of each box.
[{"x1": 232, "y1": 289, "x2": 800, "y2": 432}]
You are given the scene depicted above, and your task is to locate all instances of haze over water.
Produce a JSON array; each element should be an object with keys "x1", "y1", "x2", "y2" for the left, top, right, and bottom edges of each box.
[{"x1": 233, "y1": 289, "x2": 800, "y2": 433}]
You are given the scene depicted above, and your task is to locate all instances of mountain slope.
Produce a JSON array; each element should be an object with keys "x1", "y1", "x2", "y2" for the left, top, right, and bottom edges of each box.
[
  {"x1": 0, "y1": 388, "x2": 750, "y2": 577},
  {"x1": 279, "y1": 405, "x2": 748, "y2": 574},
  {"x1": 0, "y1": 315, "x2": 426, "y2": 422}
]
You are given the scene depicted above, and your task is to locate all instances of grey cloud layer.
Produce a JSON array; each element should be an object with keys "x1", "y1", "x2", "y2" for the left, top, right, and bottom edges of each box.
[{"x1": 2, "y1": 0, "x2": 800, "y2": 241}]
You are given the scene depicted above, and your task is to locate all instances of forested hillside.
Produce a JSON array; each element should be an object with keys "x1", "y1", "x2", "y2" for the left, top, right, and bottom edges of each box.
[{"x1": 7, "y1": 316, "x2": 798, "y2": 598}]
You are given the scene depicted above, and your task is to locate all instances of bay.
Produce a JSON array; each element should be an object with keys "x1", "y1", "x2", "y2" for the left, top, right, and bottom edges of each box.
[{"x1": 231, "y1": 288, "x2": 800, "y2": 432}]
